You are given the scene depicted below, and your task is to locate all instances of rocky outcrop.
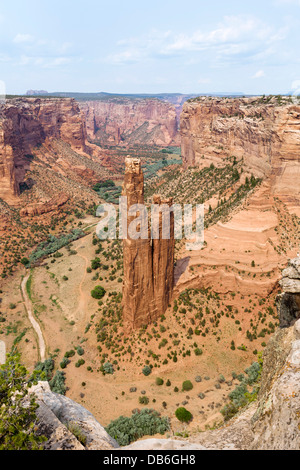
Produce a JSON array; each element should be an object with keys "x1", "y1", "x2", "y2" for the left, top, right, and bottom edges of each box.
[
  {"x1": 122, "y1": 157, "x2": 175, "y2": 330},
  {"x1": 30, "y1": 382, "x2": 119, "y2": 451},
  {"x1": 20, "y1": 193, "x2": 69, "y2": 217},
  {"x1": 181, "y1": 96, "x2": 300, "y2": 211},
  {"x1": 0, "y1": 98, "x2": 87, "y2": 204},
  {"x1": 80, "y1": 98, "x2": 179, "y2": 147},
  {"x1": 277, "y1": 257, "x2": 300, "y2": 328}
]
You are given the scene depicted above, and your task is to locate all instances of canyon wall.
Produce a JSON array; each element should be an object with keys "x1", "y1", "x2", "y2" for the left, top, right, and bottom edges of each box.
[
  {"x1": 0, "y1": 97, "x2": 87, "y2": 204},
  {"x1": 122, "y1": 157, "x2": 175, "y2": 330},
  {"x1": 80, "y1": 98, "x2": 180, "y2": 147},
  {"x1": 181, "y1": 96, "x2": 300, "y2": 209}
]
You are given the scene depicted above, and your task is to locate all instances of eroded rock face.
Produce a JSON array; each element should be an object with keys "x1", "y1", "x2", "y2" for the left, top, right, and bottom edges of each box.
[
  {"x1": 80, "y1": 98, "x2": 179, "y2": 147},
  {"x1": 31, "y1": 382, "x2": 119, "y2": 451},
  {"x1": 181, "y1": 96, "x2": 300, "y2": 211},
  {"x1": 122, "y1": 157, "x2": 175, "y2": 330},
  {"x1": 277, "y1": 258, "x2": 300, "y2": 327},
  {"x1": 20, "y1": 193, "x2": 69, "y2": 217},
  {"x1": 0, "y1": 98, "x2": 87, "y2": 204}
]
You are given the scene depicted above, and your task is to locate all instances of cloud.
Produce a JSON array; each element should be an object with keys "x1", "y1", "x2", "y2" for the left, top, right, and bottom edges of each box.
[
  {"x1": 13, "y1": 34, "x2": 34, "y2": 44},
  {"x1": 18, "y1": 55, "x2": 71, "y2": 68},
  {"x1": 107, "y1": 15, "x2": 288, "y2": 67},
  {"x1": 252, "y1": 70, "x2": 266, "y2": 78}
]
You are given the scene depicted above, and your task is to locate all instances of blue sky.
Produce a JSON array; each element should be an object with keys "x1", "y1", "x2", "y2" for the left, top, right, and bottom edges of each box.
[{"x1": 0, "y1": 0, "x2": 300, "y2": 95}]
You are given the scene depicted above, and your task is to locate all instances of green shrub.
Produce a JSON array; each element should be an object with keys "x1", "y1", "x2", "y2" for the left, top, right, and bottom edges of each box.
[
  {"x1": 105, "y1": 409, "x2": 170, "y2": 447},
  {"x1": 0, "y1": 352, "x2": 46, "y2": 450},
  {"x1": 103, "y1": 362, "x2": 114, "y2": 375},
  {"x1": 49, "y1": 371, "x2": 67, "y2": 395},
  {"x1": 182, "y1": 380, "x2": 193, "y2": 392},
  {"x1": 156, "y1": 378, "x2": 164, "y2": 386},
  {"x1": 91, "y1": 286, "x2": 106, "y2": 300},
  {"x1": 139, "y1": 396, "x2": 150, "y2": 405},
  {"x1": 175, "y1": 407, "x2": 193, "y2": 424},
  {"x1": 76, "y1": 347, "x2": 85, "y2": 356},
  {"x1": 33, "y1": 358, "x2": 54, "y2": 382},
  {"x1": 142, "y1": 366, "x2": 152, "y2": 377}
]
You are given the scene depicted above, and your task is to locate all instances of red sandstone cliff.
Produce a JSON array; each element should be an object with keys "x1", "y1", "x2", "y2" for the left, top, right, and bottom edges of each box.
[
  {"x1": 122, "y1": 157, "x2": 175, "y2": 330},
  {"x1": 80, "y1": 98, "x2": 180, "y2": 147},
  {"x1": 180, "y1": 96, "x2": 300, "y2": 211},
  {"x1": 0, "y1": 97, "x2": 87, "y2": 204}
]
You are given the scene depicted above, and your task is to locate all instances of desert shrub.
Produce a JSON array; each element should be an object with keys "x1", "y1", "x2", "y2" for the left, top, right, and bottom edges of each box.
[
  {"x1": 175, "y1": 407, "x2": 193, "y2": 424},
  {"x1": 105, "y1": 409, "x2": 170, "y2": 446},
  {"x1": 195, "y1": 376, "x2": 202, "y2": 383},
  {"x1": 64, "y1": 350, "x2": 75, "y2": 359},
  {"x1": 142, "y1": 366, "x2": 152, "y2": 377},
  {"x1": 60, "y1": 358, "x2": 70, "y2": 369},
  {"x1": 194, "y1": 348, "x2": 203, "y2": 356},
  {"x1": 182, "y1": 380, "x2": 193, "y2": 392},
  {"x1": 221, "y1": 403, "x2": 239, "y2": 422},
  {"x1": 49, "y1": 371, "x2": 67, "y2": 395},
  {"x1": 33, "y1": 358, "x2": 54, "y2": 382},
  {"x1": 139, "y1": 396, "x2": 150, "y2": 405},
  {"x1": 245, "y1": 362, "x2": 261, "y2": 385},
  {"x1": 76, "y1": 347, "x2": 85, "y2": 356},
  {"x1": 65, "y1": 422, "x2": 87, "y2": 447},
  {"x1": 156, "y1": 378, "x2": 164, "y2": 386},
  {"x1": 228, "y1": 384, "x2": 248, "y2": 408},
  {"x1": 91, "y1": 286, "x2": 106, "y2": 300},
  {"x1": 103, "y1": 362, "x2": 114, "y2": 375},
  {"x1": 29, "y1": 229, "x2": 84, "y2": 265},
  {"x1": 75, "y1": 359, "x2": 85, "y2": 368}
]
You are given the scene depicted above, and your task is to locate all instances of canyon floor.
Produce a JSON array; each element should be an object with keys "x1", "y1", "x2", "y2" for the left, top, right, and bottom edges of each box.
[{"x1": 1, "y1": 168, "x2": 297, "y2": 437}]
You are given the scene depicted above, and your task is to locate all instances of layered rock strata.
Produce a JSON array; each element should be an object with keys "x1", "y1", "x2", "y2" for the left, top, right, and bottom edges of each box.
[
  {"x1": 181, "y1": 96, "x2": 300, "y2": 212},
  {"x1": 80, "y1": 98, "x2": 179, "y2": 147},
  {"x1": 122, "y1": 157, "x2": 175, "y2": 330},
  {"x1": 0, "y1": 98, "x2": 87, "y2": 204}
]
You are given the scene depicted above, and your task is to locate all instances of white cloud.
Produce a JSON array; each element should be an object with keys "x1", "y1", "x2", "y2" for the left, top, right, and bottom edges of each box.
[
  {"x1": 252, "y1": 70, "x2": 266, "y2": 79},
  {"x1": 18, "y1": 55, "x2": 71, "y2": 68},
  {"x1": 107, "y1": 15, "x2": 287, "y2": 67},
  {"x1": 13, "y1": 34, "x2": 34, "y2": 44}
]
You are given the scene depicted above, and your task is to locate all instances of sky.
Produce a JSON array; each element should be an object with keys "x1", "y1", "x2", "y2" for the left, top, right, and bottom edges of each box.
[{"x1": 0, "y1": 0, "x2": 300, "y2": 95}]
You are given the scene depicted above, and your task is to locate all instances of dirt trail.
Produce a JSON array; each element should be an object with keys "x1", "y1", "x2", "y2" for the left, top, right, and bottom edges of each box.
[
  {"x1": 75, "y1": 247, "x2": 89, "y2": 320},
  {"x1": 21, "y1": 274, "x2": 46, "y2": 362}
]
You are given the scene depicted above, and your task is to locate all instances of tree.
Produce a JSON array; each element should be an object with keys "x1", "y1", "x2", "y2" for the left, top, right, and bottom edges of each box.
[
  {"x1": 91, "y1": 286, "x2": 106, "y2": 300},
  {"x1": 182, "y1": 380, "x2": 193, "y2": 392},
  {"x1": 0, "y1": 352, "x2": 46, "y2": 450},
  {"x1": 175, "y1": 407, "x2": 193, "y2": 424}
]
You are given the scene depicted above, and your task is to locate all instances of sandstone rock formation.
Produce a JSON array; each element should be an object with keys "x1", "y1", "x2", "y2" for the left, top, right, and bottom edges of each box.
[
  {"x1": 30, "y1": 382, "x2": 119, "y2": 451},
  {"x1": 277, "y1": 257, "x2": 300, "y2": 327},
  {"x1": 181, "y1": 96, "x2": 300, "y2": 214},
  {"x1": 20, "y1": 193, "x2": 69, "y2": 217},
  {"x1": 80, "y1": 98, "x2": 180, "y2": 147},
  {"x1": 122, "y1": 157, "x2": 175, "y2": 330},
  {"x1": 0, "y1": 97, "x2": 87, "y2": 204}
]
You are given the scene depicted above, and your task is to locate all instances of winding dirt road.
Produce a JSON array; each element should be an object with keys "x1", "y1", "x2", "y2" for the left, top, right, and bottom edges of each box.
[{"x1": 21, "y1": 274, "x2": 46, "y2": 362}]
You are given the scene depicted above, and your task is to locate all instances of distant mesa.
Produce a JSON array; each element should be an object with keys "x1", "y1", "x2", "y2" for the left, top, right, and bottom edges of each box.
[{"x1": 26, "y1": 90, "x2": 49, "y2": 96}]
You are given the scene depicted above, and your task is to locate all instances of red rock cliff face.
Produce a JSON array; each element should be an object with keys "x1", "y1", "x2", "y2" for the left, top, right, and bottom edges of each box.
[
  {"x1": 181, "y1": 96, "x2": 300, "y2": 209},
  {"x1": 122, "y1": 157, "x2": 175, "y2": 330},
  {"x1": 80, "y1": 99, "x2": 180, "y2": 147},
  {"x1": 0, "y1": 98, "x2": 87, "y2": 204}
]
